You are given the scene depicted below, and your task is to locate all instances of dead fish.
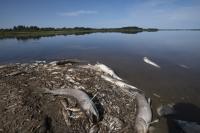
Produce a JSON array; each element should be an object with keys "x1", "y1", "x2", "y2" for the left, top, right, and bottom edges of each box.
[
  {"x1": 49, "y1": 61, "x2": 57, "y2": 66},
  {"x1": 175, "y1": 120, "x2": 200, "y2": 133},
  {"x1": 94, "y1": 63, "x2": 122, "y2": 80},
  {"x1": 43, "y1": 88, "x2": 99, "y2": 122},
  {"x1": 101, "y1": 75, "x2": 140, "y2": 91},
  {"x1": 153, "y1": 93, "x2": 161, "y2": 98},
  {"x1": 101, "y1": 75, "x2": 142, "y2": 98},
  {"x1": 35, "y1": 60, "x2": 46, "y2": 64},
  {"x1": 0, "y1": 65, "x2": 7, "y2": 69},
  {"x1": 60, "y1": 100, "x2": 81, "y2": 112},
  {"x1": 179, "y1": 64, "x2": 190, "y2": 69},
  {"x1": 143, "y1": 57, "x2": 160, "y2": 68},
  {"x1": 135, "y1": 93, "x2": 152, "y2": 133}
]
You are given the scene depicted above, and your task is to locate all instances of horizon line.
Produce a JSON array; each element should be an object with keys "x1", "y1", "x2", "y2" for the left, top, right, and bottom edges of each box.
[{"x1": 0, "y1": 25, "x2": 200, "y2": 30}]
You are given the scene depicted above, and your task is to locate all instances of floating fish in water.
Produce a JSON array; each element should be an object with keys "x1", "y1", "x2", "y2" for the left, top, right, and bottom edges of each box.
[
  {"x1": 43, "y1": 88, "x2": 99, "y2": 122},
  {"x1": 135, "y1": 93, "x2": 152, "y2": 133},
  {"x1": 175, "y1": 120, "x2": 200, "y2": 133},
  {"x1": 143, "y1": 57, "x2": 160, "y2": 68},
  {"x1": 179, "y1": 64, "x2": 190, "y2": 69}
]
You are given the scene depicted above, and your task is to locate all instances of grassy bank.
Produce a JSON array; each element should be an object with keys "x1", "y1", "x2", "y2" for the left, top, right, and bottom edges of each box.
[{"x1": 0, "y1": 26, "x2": 158, "y2": 40}]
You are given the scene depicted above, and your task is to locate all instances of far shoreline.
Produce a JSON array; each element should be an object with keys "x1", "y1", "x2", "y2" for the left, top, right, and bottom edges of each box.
[
  {"x1": 1, "y1": 26, "x2": 199, "y2": 40},
  {"x1": 0, "y1": 26, "x2": 158, "y2": 40}
]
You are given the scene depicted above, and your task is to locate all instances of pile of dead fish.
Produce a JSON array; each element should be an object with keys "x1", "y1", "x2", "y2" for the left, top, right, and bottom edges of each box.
[{"x1": 0, "y1": 60, "x2": 152, "y2": 133}]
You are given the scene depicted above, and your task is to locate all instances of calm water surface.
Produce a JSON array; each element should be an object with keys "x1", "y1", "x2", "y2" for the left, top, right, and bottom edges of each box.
[{"x1": 0, "y1": 31, "x2": 200, "y2": 132}]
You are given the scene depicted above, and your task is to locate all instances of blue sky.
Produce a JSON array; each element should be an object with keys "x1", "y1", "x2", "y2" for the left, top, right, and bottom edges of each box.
[{"x1": 0, "y1": 0, "x2": 200, "y2": 28}]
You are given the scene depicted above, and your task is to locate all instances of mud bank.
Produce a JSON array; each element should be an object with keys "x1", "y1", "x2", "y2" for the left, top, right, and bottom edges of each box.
[{"x1": 0, "y1": 60, "x2": 151, "y2": 133}]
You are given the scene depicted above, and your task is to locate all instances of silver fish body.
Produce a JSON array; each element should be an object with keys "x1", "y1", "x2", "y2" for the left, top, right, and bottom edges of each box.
[
  {"x1": 94, "y1": 63, "x2": 122, "y2": 80},
  {"x1": 44, "y1": 88, "x2": 99, "y2": 122},
  {"x1": 143, "y1": 57, "x2": 160, "y2": 68},
  {"x1": 135, "y1": 93, "x2": 152, "y2": 133}
]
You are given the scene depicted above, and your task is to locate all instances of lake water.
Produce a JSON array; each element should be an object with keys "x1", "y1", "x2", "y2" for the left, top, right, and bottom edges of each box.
[{"x1": 0, "y1": 31, "x2": 200, "y2": 132}]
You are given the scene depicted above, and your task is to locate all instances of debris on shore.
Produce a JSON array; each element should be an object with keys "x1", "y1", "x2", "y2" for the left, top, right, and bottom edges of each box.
[{"x1": 0, "y1": 60, "x2": 152, "y2": 133}]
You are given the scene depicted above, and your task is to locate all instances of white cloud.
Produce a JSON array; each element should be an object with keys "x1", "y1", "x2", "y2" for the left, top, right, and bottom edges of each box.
[{"x1": 58, "y1": 10, "x2": 97, "y2": 17}]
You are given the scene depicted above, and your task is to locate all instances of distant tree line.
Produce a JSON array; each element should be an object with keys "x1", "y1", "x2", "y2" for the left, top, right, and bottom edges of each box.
[
  {"x1": 0, "y1": 25, "x2": 97, "y2": 32},
  {"x1": 13, "y1": 25, "x2": 40, "y2": 31},
  {"x1": 0, "y1": 25, "x2": 148, "y2": 31},
  {"x1": 0, "y1": 25, "x2": 159, "y2": 40},
  {"x1": 3, "y1": 26, "x2": 200, "y2": 32}
]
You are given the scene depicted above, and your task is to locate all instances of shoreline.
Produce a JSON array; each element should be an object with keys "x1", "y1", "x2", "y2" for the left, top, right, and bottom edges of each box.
[
  {"x1": 0, "y1": 26, "x2": 158, "y2": 40},
  {"x1": 0, "y1": 60, "x2": 151, "y2": 132}
]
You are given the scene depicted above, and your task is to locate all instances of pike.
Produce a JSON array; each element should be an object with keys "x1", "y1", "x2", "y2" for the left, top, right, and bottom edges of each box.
[
  {"x1": 43, "y1": 88, "x2": 99, "y2": 122},
  {"x1": 135, "y1": 93, "x2": 152, "y2": 133}
]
